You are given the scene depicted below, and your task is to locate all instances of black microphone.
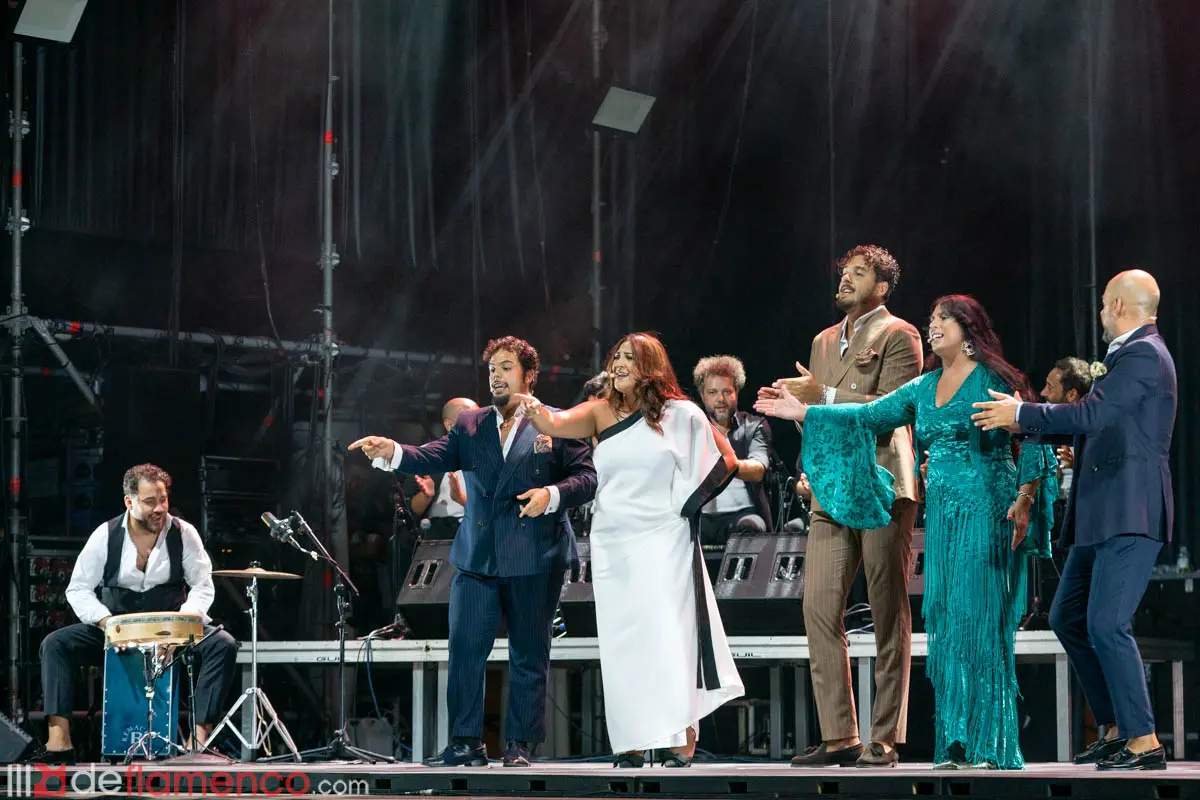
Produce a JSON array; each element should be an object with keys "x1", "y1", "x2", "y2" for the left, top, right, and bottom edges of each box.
[
  {"x1": 265, "y1": 510, "x2": 320, "y2": 560},
  {"x1": 261, "y1": 511, "x2": 292, "y2": 541}
]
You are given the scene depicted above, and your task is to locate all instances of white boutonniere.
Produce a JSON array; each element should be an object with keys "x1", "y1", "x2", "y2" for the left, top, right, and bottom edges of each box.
[{"x1": 1089, "y1": 362, "x2": 1107, "y2": 379}]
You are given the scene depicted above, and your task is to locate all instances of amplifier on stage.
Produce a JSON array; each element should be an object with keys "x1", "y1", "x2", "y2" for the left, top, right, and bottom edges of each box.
[
  {"x1": 395, "y1": 540, "x2": 457, "y2": 639},
  {"x1": 713, "y1": 530, "x2": 927, "y2": 636},
  {"x1": 558, "y1": 540, "x2": 595, "y2": 636},
  {"x1": 713, "y1": 533, "x2": 807, "y2": 635}
]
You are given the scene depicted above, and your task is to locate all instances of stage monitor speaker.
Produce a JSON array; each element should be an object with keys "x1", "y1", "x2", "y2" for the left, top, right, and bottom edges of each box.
[
  {"x1": 712, "y1": 530, "x2": 926, "y2": 636},
  {"x1": 99, "y1": 366, "x2": 202, "y2": 520},
  {"x1": 396, "y1": 539, "x2": 456, "y2": 638},
  {"x1": 559, "y1": 539, "x2": 595, "y2": 636},
  {"x1": 713, "y1": 533, "x2": 807, "y2": 635},
  {"x1": 0, "y1": 710, "x2": 33, "y2": 763}
]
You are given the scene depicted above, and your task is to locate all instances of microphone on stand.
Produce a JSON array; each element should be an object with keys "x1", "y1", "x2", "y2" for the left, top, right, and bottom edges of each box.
[{"x1": 260, "y1": 511, "x2": 319, "y2": 560}]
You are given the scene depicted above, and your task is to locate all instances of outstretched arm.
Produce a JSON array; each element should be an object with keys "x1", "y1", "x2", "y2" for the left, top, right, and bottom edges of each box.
[{"x1": 514, "y1": 394, "x2": 602, "y2": 439}]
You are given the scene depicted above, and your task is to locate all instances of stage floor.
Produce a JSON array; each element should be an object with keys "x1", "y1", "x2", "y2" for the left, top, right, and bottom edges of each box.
[{"x1": 5, "y1": 756, "x2": 1200, "y2": 799}]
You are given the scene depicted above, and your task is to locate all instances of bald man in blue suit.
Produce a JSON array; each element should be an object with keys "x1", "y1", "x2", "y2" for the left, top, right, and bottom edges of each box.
[{"x1": 974, "y1": 270, "x2": 1175, "y2": 771}]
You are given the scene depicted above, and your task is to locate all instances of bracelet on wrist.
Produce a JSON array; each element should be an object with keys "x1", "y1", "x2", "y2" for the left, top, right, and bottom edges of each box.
[{"x1": 1016, "y1": 490, "x2": 1035, "y2": 505}]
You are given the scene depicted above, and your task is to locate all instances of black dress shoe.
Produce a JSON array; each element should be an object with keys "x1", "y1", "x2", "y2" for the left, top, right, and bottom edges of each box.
[
  {"x1": 28, "y1": 747, "x2": 76, "y2": 765},
  {"x1": 1073, "y1": 736, "x2": 1128, "y2": 764},
  {"x1": 423, "y1": 741, "x2": 489, "y2": 767},
  {"x1": 1096, "y1": 745, "x2": 1166, "y2": 771},
  {"x1": 856, "y1": 742, "x2": 898, "y2": 767},
  {"x1": 791, "y1": 742, "x2": 864, "y2": 767},
  {"x1": 502, "y1": 741, "x2": 533, "y2": 767}
]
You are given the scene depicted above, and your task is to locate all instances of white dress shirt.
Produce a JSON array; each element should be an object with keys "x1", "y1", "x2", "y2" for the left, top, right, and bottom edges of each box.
[
  {"x1": 65, "y1": 512, "x2": 215, "y2": 625},
  {"x1": 427, "y1": 472, "x2": 467, "y2": 519},
  {"x1": 823, "y1": 305, "x2": 888, "y2": 404},
  {"x1": 372, "y1": 408, "x2": 561, "y2": 512}
]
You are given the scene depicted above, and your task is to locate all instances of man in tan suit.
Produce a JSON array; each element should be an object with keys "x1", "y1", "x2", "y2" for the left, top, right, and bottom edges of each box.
[{"x1": 777, "y1": 245, "x2": 921, "y2": 768}]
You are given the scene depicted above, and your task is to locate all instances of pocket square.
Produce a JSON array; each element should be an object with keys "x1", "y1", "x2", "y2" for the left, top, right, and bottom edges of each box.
[
  {"x1": 533, "y1": 434, "x2": 553, "y2": 454},
  {"x1": 854, "y1": 348, "x2": 879, "y2": 366}
]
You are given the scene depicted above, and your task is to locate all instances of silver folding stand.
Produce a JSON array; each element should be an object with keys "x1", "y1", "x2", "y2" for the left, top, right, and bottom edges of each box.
[{"x1": 203, "y1": 573, "x2": 301, "y2": 761}]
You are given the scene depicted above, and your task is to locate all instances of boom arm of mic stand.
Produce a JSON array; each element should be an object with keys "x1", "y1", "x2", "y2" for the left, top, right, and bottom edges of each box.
[{"x1": 293, "y1": 514, "x2": 361, "y2": 596}]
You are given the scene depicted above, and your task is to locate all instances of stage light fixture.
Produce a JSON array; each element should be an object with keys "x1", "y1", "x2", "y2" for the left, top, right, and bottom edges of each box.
[{"x1": 13, "y1": 0, "x2": 88, "y2": 43}]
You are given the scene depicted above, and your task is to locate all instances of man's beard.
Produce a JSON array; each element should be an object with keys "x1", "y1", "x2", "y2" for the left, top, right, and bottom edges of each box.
[
  {"x1": 133, "y1": 514, "x2": 166, "y2": 535},
  {"x1": 708, "y1": 407, "x2": 732, "y2": 423},
  {"x1": 834, "y1": 293, "x2": 855, "y2": 312}
]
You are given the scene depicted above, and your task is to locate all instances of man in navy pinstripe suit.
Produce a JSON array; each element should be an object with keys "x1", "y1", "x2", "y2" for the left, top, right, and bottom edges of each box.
[{"x1": 351, "y1": 336, "x2": 596, "y2": 767}]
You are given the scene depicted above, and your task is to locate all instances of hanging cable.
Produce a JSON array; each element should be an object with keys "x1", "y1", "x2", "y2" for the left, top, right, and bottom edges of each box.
[
  {"x1": 705, "y1": 0, "x2": 759, "y2": 271},
  {"x1": 246, "y1": 29, "x2": 284, "y2": 349}
]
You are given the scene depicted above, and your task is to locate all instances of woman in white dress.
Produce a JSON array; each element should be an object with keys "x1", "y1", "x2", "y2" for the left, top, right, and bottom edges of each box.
[{"x1": 515, "y1": 332, "x2": 745, "y2": 767}]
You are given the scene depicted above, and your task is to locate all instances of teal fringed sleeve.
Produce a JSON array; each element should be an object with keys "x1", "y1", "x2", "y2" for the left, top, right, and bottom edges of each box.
[
  {"x1": 1016, "y1": 441, "x2": 1060, "y2": 559},
  {"x1": 801, "y1": 376, "x2": 924, "y2": 529}
]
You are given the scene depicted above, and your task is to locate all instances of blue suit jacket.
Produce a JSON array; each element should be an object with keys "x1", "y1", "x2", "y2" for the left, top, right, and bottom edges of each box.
[
  {"x1": 1018, "y1": 325, "x2": 1176, "y2": 547},
  {"x1": 396, "y1": 406, "x2": 597, "y2": 577}
]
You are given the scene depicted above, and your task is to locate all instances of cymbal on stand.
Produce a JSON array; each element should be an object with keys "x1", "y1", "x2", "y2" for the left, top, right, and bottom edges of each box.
[{"x1": 211, "y1": 567, "x2": 301, "y2": 580}]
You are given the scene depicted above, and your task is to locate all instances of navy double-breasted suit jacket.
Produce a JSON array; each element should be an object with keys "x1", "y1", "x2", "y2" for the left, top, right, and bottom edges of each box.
[
  {"x1": 394, "y1": 406, "x2": 597, "y2": 577},
  {"x1": 1019, "y1": 324, "x2": 1176, "y2": 548}
]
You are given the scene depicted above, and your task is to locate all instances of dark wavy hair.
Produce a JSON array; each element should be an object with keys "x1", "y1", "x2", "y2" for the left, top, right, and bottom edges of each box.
[
  {"x1": 606, "y1": 332, "x2": 687, "y2": 433},
  {"x1": 837, "y1": 244, "x2": 901, "y2": 301},
  {"x1": 926, "y1": 295, "x2": 1033, "y2": 399},
  {"x1": 482, "y1": 335, "x2": 540, "y2": 390},
  {"x1": 1054, "y1": 356, "x2": 1094, "y2": 398},
  {"x1": 122, "y1": 463, "x2": 172, "y2": 497}
]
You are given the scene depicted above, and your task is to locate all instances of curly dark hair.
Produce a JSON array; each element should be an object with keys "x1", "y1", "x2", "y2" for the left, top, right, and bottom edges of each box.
[
  {"x1": 576, "y1": 372, "x2": 610, "y2": 404},
  {"x1": 606, "y1": 333, "x2": 687, "y2": 433},
  {"x1": 1053, "y1": 357, "x2": 1094, "y2": 398},
  {"x1": 837, "y1": 244, "x2": 901, "y2": 301},
  {"x1": 926, "y1": 295, "x2": 1033, "y2": 399},
  {"x1": 122, "y1": 463, "x2": 172, "y2": 497},
  {"x1": 482, "y1": 335, "x2": 540, "y2": 390}
]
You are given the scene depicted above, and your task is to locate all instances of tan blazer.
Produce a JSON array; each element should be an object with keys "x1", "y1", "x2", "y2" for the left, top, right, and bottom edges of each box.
[{"x1": 807, "y1": 307, "x2": 923, "y2": 505}]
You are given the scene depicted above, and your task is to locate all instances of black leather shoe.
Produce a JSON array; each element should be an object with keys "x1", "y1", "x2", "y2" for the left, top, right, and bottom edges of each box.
[
  {"x1": 503, "y1": 741, "x2": 533, "y2": 767},
  {"x1": 423, "y1": 742, "x2": 488, "y2": 767},
  {"x1": 28, "y1": 747, "x2": 76, "y2": 766},
  {"x1": 1073, "y1": 736, "x2": 1128, "y2": 764},
  {"x1": 1096, "y1": 745, "x2": 1167, "y2": 771},
  {"x1": 791, "y1": 742, "x2": 864, "y2": 767},
  {"x1": 856, "y1": 742, "x2": 898, "y2": 767}
]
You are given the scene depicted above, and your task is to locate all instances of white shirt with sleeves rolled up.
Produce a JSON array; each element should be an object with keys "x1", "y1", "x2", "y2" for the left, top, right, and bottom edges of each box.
[{"x1": 64, "y1": 512, "x2": 216, "y2": 626}]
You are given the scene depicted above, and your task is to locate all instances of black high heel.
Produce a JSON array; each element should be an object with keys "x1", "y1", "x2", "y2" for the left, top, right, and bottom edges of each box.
[
  {"x1": 613, "y1": 752, "x2": 645, "y2": 768},
  {"x1": 660, "y1": 751, "x2": 692, "y2": 768}
]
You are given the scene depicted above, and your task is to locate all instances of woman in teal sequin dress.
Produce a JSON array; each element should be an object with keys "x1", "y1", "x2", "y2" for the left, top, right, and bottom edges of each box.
[{"x1": 756, "y1": 296, "x2": 1057, "y2": 770}]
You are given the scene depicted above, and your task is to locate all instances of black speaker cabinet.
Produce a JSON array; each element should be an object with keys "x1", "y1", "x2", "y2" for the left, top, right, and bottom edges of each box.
[
  {"x1": 559, "y1": 539, "x2": 595, "y2": 636},
  {"x1": 0, "y1": 711, "x2": 32, "y2": 763},
  {"x1": 713, "y1": 533, "x2": 807, "y2": 635},
  {"x1": 396, "y1": 539, "x2": 457, "y2": 638}
]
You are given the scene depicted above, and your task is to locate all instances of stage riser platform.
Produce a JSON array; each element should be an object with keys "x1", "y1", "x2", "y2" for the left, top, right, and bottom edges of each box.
[{"x1": 4, "y1": 761, "x2": 1199, "y2": 799}]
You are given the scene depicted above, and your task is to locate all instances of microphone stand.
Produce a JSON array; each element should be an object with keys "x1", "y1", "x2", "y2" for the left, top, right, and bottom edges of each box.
[{"x1": 262, "y1": 512, "x2": 394, "y2": 764}]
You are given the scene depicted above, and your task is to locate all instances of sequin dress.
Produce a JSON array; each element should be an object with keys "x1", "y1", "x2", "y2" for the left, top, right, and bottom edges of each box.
[{"x1": 801, "y1": 366, "x2": 1058, "y2": 769}]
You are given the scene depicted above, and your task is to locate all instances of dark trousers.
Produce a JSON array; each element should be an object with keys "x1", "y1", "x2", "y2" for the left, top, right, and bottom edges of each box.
[
  {"x1": 41, "y1": 623, "x2": 239, "y2": 725},
  {"x1": 1049, "y1": 534, "x2": 1162, "y2": 738},
  {"x1": 698, "y1": 510, "x2": 767, "y2": 549},
  {"x1": 447, "y1": 569, "x2": 564, "y2": 744}
]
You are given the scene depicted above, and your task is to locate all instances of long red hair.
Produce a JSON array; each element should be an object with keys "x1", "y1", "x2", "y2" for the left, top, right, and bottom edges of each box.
[{"x1": 605, "y1": 332, "x2": 687, "y2": 433}]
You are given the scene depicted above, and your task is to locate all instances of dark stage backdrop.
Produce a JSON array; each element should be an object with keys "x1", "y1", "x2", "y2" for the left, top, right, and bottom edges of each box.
[{"x1": 1, "y1": 0, "x2": 1196, "y2": 554}]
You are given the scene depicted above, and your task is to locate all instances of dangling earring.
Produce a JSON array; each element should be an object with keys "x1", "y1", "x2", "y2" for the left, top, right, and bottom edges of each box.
[{"x1": 961, "y1": 341, "x2": 976, "y2": 357}]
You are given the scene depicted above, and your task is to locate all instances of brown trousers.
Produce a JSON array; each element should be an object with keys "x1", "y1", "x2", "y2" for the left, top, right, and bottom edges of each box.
[{"x1": 804, "y1": 500, "x2": 916, "y2": 744}]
